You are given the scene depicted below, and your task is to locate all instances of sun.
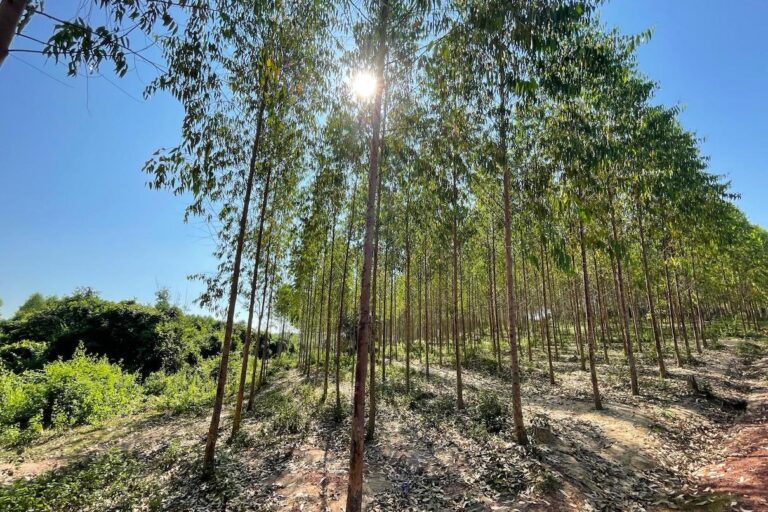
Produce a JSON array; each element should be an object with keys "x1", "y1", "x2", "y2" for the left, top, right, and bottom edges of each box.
[{"x1": 350, "y1": 70, "x2": 377, "y2": 100}]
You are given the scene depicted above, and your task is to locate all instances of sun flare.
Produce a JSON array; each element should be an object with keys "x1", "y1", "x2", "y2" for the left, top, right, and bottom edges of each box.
[{"x1": 351, "y1": 70, "x2": 377, "y2": 99}]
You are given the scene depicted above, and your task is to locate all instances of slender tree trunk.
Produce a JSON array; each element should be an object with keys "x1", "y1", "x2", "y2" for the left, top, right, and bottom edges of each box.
[
  {"x1": 673, "y1": 267, "x2": 691, "y2": 358},
  {"x1": 339, "y1": 180, "x2": 359, "y2": 411},
  {"x1": 381, "y1": 246, "x2": 388, "y2": 384},
  {"x1": 608, "y1": 198, "x2": 639, "y2": 395},
  {"x1": 231, "y1": 164, "x2": 275, "y2": 436},
  {"x1": 202, "y1": 86, "x2": 268, "y2": 475},
  {"x1": 573, "y1": 278, "x2": 586, "y2": 370},
  {"x1": 322, "y1": 211, "x2": 338, "y2": 402},
  {"x1": 637, "y1": 203, "x2": 667, "y2": 378},
  {"x1": 367, "y1": 122, "x2": 384, "y2": 438},
  {"x1": 258, "y1": 254, "x2": 278, "y2": 386},
  {"x1": 248, "y1": 238, "x2": 274, "y2": 409},
  {"x1": 424, "y1": 249, "x2": 431, "y2": 380},
  {"x1": 539, "y1": 239, "x2": 555, "y2": 385},
  {"x1": 521, "y1": 242, "x2": 532, "y2": 363},
  {"x1": 451, "y1": 168, "x2": 464, "y2": 409},
  {"x1": 405, "y1": 211, "x2": 412, "y2": 393},
  {"x1": 664, "y1": 261, "x2": 683, "y2": 367},
  {"x1": 0, "y1": 0, "x2": 28, "y2": 68},
  {"x1": 593, "y1": 253, "x2": 610, "y2": 362},
  {"x1": 578, "y1": 214, "x2": 602, "y2": 410},
  {"x1": 346, "y1": 2, "x2": 389, "y2": 508},
  {"x1": 498, "y1": 66, "x2": 527, "y2": 444},
  {"x1": 314, "y1": 236, "x2": 329, "y2": 380}
]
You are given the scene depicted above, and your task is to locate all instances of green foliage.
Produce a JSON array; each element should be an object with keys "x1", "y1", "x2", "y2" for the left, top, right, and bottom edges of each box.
[
  {"x1": 0, "y1": 349, "x2": 140, "y2": 445},
  {"x1": 474, "y1": 391, "x2": 508, "y2": 433},
  {"x1": 0, "y1": 340, "x2": 46, "y2": 373},
  {"x1": 735, "y1": 340, "x2": 765, "y2": 360},
  {"x1": 0, "y1": 290, "x2": 232, "y2": 376},
  {"x1": 144, "y1": 365, "x2": 215, "y2": 416}
]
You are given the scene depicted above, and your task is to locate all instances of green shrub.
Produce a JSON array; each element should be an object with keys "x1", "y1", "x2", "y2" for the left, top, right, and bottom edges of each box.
[
  {"x1": 475, "y1": 391, "x2": 507, "y2": 433},
  {"x1": 143, "y1": 355, "x2": 242, "y2": 415},
  {"x1": 144, "y1": 366, "x2": 215, "y2": 415},
  {"x1": 0, "y1": 349, "x2": 140, "y2": 445},
  {"x1": 0, "y1": 340, "x2": 46, "y2": 373},
  {"x1": 0, "y1": 371, "x2": 43, "y2": 445},
  {"x1": 39, "y1": 349, "x2": 141, "y2": 429}
]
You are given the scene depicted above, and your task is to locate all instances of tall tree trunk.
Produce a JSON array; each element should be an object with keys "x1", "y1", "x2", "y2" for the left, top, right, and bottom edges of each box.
[
  {"x1": 0, "y1": 0, "x2": 28, "y2": 68},
  {"x1": 608, "y1": 198, "x2": 639, "y2": 395},
  {"x1": 258, "y1": 253, "x2": 278, "y2": 386},
  {"x1": 203, "y1": 86, "x2": 268, "y2": 475},
  {"x1": 381, "y1": 246, "x2": 388, "y2": 384},
  {"x1": 673, "y1": 267, "x2": 691, "y2": 358},
  {"x1": 498, "y1": 65, "x2": 527, "y2": 444},
  {"x1": 539, "y1": 239, "x2": 555, "y2": 385},
  {"x1": 521, "y1": 241, "x2": 533, "y2": 363},
  {"x1": 593, "y1": 253, "x2": 610, "y2": 362},
  {"x1": 368, "y1": 103, "x2": 387, "y2": 439},
  {"x1": 451, "y1": 168, "x2": 464, "y2": 409},
  {"x1": 231, "y1": 164, "x2": 275, "y2": 436},
  {"x1": 424, "y1": 249, "x2": 431, "y2": 380},
  {"x1": 345, "y1": 1, "x2": 389, "y2": 508},
  {"x1": 248, "y1": 238, "x2": 275, "y2": 409},
  {"x1": 339, "y1": 180, "x2": 359, "y2": 412},
  {"x1": 322, "y1": 211, "x2": 338, "y2": 402},
  {"x1": 664, "y1": 260, "x2": 683, "y2": 367},
  {"x1": 637, "y1": 202, "x2": 667, "y2": 378},
  {"x1": 405, "y1": 210, "x2": 412, "y2": 393},
  {"x1": 578, "y1": 214, "x2": 602, "y2": 410}
]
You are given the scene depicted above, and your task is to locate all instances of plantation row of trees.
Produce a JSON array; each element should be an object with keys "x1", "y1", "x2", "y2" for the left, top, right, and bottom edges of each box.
[{"x1": 7, "y1": 0, "x2": 768, "y2": 509}]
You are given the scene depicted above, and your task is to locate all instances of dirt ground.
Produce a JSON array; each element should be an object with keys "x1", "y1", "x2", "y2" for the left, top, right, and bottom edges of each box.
[{"x1": 1, "y1": 337, "x2": 766, "y2": 511}]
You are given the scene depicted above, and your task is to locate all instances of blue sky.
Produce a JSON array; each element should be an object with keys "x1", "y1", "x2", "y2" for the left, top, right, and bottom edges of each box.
[{"x1": 1, "y1": 0, "x2": 766, "y2": 318}]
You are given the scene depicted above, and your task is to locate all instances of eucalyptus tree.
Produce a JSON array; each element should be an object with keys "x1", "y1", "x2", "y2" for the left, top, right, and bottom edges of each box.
[
  {"x1": 345, "y1": 0, "x2": 389, "y2": 503},
  {"x1": 440, "y1": 0, "x2": 599, "y2": 439},
  {"x1": 2, "y1": 0, "x2": 183, "y2": 71},
  {"x1": 144, "y1": 0, "x2": 333, "y2": 475}
]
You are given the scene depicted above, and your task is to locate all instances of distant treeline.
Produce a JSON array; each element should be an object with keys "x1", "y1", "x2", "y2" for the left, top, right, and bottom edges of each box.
[{"x1": 0, "y1": 288, "x2": 245, "y2": 376}]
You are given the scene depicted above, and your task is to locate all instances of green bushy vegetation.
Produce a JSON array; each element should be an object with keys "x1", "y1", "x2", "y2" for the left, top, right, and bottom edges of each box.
[
  {"x1": 0, "y1": 289, "x2": 296, "y2": 447},
  {"x1": 0, "y1": 289, "x2": 242, "y2": 376},
  {"x1": 0, "y1": 349, "x2": 140, "y2": 445}
]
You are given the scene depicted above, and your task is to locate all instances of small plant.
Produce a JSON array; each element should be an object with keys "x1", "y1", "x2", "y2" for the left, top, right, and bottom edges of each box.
[
  {"x1": 736, "y1": 340, "x2": 764, "y2": 359},
  {"x1": 475, "y1": 391, "x2": 507, "y2": 433}
]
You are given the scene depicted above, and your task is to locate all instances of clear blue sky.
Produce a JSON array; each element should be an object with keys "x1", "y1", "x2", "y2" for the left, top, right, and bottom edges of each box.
[{"x1": 1, "y1": 0, "x2": 766, "y2": 318}]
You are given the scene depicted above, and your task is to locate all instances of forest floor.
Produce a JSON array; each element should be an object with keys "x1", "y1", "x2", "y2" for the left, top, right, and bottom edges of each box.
[{"x1": 1, "y1": 335, "x2": 767, "y2": 511}]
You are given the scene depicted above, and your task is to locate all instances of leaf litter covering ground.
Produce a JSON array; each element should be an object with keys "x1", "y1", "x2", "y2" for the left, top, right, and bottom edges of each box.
[{"x1": 0, "y1": 337, "x2": 766, "y2": 511}]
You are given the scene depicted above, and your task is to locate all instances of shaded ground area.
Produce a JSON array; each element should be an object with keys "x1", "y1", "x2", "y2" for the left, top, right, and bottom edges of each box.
[{"x1": 1, "y1": 337, "x2": 766, "y2": 511}]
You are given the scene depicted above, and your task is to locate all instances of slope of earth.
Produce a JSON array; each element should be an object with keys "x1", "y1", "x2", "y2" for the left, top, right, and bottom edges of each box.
[{"x1": 0, "y1": 336, "x2": 766, "y2": 511}]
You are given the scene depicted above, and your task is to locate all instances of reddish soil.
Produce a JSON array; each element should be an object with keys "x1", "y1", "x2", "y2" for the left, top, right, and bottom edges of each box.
[{"x1": 696, "y1": 363, "x2": 768, "y2": 511}]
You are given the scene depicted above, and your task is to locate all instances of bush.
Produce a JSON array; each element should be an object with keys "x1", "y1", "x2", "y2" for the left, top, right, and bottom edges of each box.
[
  {"x1": 144, "y1": 366, "x2": 216, "y2": 415},
  {"x1": 475, "y1": 391, "x2": 507, "y2": 433},
  {"x1": 0, "y1": 289, "x2": 234, "y2": 376},
  {"x1": 0, "y1": 349, "x2": 141, "y2": 445},
  {"x1": 143, "y1": 355, "x2": 242, "y2": 415},
  {"x1": 39, "y1": 349, "x2": 141, "y2": 429},
  {"x1": 0, "y1": 372, "x2": 43, "y2": 445},
  {"x1": 0, "y1": 340, "x2": 46, "y2": 373}
]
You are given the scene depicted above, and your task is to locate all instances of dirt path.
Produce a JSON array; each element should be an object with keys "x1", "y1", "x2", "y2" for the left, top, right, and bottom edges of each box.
[{"x1": 694, "y1": 349, "x2": 768, "y2": 511}]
